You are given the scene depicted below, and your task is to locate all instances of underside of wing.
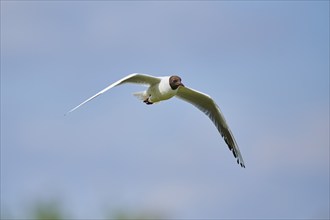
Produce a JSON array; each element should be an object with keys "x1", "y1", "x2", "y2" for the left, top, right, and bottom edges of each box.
[
  {"x1": 176, "y1": 86, "x2": 245, "y2": 168},
  {"x1": 66, "y1": 73, "x2": 160, "y2": 114}
]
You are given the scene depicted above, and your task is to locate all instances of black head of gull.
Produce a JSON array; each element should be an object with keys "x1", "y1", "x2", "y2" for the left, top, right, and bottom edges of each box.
[{"x1": 169, "y1": 75, "x2": 184, "y2": 90}]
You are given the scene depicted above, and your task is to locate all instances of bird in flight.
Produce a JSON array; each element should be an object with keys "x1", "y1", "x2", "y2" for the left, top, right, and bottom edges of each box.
[{"x1": 67, "y1": 73, "x2": 245, "y2": 168}]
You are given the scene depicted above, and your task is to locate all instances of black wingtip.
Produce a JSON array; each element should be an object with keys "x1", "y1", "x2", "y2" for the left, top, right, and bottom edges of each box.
[
  {"x1": 236, "y1": 159, "x2": 245, "y2": 168},
  {"x1": 232, "y1": 150, "x2": 237, "y2": 158}
]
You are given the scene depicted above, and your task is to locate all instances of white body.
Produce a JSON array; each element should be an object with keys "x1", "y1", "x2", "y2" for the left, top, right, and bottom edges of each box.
[{"x1": 136, "y1": 76, "x2": 178, "y2": 103}]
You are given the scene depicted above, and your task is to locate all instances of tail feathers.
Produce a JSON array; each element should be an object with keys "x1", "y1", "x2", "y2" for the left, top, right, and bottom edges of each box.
[{"x1": 133, "y1": 91, "x2": 148, "y2": 101}]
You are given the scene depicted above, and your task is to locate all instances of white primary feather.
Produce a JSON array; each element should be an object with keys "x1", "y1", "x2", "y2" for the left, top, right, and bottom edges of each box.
[
  {"x1": 176, "y1": 86, "x2": 245, "y2": 167},
  {"x1": 66, "y1": 73, "x2": 160, "y2": 114}
]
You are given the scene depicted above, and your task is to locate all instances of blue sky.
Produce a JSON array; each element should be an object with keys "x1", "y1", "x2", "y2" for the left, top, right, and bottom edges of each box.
[{"x1": 1, "y1": 1, "x2": 329, "y2": 219}]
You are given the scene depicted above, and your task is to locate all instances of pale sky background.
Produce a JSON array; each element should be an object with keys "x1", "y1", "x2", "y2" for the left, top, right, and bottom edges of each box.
[{"x1": 1, "y1": 1, "x2": 329, "y2": 219}]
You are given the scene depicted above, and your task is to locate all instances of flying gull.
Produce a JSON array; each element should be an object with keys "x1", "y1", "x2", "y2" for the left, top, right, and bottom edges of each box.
[{"x1": 67, "y1": 73, "x2": 245, "y2": 168}]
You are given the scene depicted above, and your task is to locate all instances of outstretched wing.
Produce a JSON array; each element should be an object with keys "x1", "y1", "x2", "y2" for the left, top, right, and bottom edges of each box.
[
  {"x1": 66, "y1": 73, "x2": 160, "y2": 114},
  {"x1": 176, "y1": 86, "x2": 245, "y2": 168}
]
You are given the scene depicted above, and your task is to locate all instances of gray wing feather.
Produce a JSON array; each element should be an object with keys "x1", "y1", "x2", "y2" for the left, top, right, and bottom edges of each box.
[
  {"x1": 176, "y1": 86, "x2": 245, "y2": 168},
  {"x1": 66, "y1": 73, "x2": 160, "y2": 114}
]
